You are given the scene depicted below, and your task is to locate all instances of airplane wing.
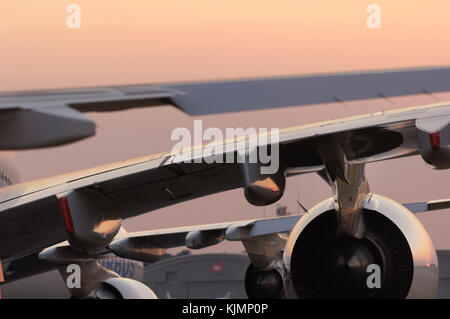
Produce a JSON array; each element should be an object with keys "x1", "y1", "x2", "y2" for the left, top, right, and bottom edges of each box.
[
  {"x1": 108, "y1": 197, "x2": 450, "y2": 261},
  {"x1": 110, "y1": 215, "x2": 302, "y2": 254},
  {"x1": 403, "y1": 198, "x2": 450, "y2": 213},
  {"x1": 2, "y1": 66, "x2": 450, "y2": 149},
  {"x1": 8, "y1": 195, "x2": 449, "y2": 284},
  {"x1": 0, "y1": 101, "x2": 449, "y2": 267}
]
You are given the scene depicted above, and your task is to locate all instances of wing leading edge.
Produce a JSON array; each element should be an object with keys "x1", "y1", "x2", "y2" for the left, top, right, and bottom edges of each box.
[{"x1": 2, "y1": 66, "x2": 450, "y2": 149}]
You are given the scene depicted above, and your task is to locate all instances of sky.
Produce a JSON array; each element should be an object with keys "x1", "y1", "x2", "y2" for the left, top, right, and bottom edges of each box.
[{"x1": 0, "y1": 1, "x2": 449, "y2": 253}]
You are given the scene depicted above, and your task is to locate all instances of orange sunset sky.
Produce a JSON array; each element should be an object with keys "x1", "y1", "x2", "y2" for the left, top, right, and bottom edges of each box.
[{"x1": 0, "y1": 1, "x2": 449, "y2": 253}]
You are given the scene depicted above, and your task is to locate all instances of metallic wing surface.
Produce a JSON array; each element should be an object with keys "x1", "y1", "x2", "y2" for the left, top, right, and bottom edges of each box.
[
  {"x1": 2, "y1": 66, "x2": 450, "y2": 149},
  {"x1": 0, "y1": 101, "x2": 449, "y2": 266}
]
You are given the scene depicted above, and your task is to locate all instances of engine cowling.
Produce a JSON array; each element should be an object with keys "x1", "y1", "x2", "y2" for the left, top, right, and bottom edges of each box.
[
  {"x1": 94, "y1": 278, "x2": 158, "y2": 299},
  {"x1": 245, "y1": 263, "x2": 285, "y2": 299},
  {"x1": 283, "y1": 194, "x2": 438, "y2": 299},
  {"x1": 57, "y1": 188, "x2": 122, "y2": 252},
  {"x1": 416, "y1": 115, "x2": 450, "y2": 169}
]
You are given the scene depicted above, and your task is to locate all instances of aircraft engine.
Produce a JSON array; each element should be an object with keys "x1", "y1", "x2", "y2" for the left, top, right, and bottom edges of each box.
[
  {"x1": 283, "y1": 194, "x2": 438, "y2": 299},
  {"x1": 416, "y1": 115, "x2": 450, "y2": 169},
  {"x1": 93, "y1": 278, "x2": 158, "y2": 299},
  {"x1": 245, "y1": 263, "x2": 285, "y2": 299},
  {"x1": 57, "y1": 188, "x2": 122, "y2": 252}
]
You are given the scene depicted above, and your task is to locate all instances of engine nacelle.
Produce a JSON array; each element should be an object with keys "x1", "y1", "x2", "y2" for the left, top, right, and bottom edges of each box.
[
  {"x1": 416, "y1": 115, "x2": 450, "y2": 169},
  {"x1": 57, "y1": 188, "x2": 121, "y2": 252},
  {"x1": 283, "y1": 194, "x2": 438, "y2": 299},
  {"x1": 245, "y1": 263, "x2": 285, "y2": 299},
  {"x1": 94, "y1": 278, "x2": 158, "y2": 299}
]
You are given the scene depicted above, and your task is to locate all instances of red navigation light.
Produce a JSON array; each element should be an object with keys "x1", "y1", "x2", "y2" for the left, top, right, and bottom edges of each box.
[
  {"x1": 429, "y1": 132, "x2": 441, "y2": 149},
  {"x1": 58, "y1": 196, "x2": 75, "y2": 234}
]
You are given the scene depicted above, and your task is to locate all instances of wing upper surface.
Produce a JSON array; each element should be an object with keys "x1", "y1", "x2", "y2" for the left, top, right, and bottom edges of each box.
[
  {"x1": 0, "y1": 102, "x2": 449, "y2": 261},
  {"x1": 2, "y1": 66, "x2": 450, "y2": 149},
  {"x1": 3, "y1": 66, "x2": 450, "y2": 114}
]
